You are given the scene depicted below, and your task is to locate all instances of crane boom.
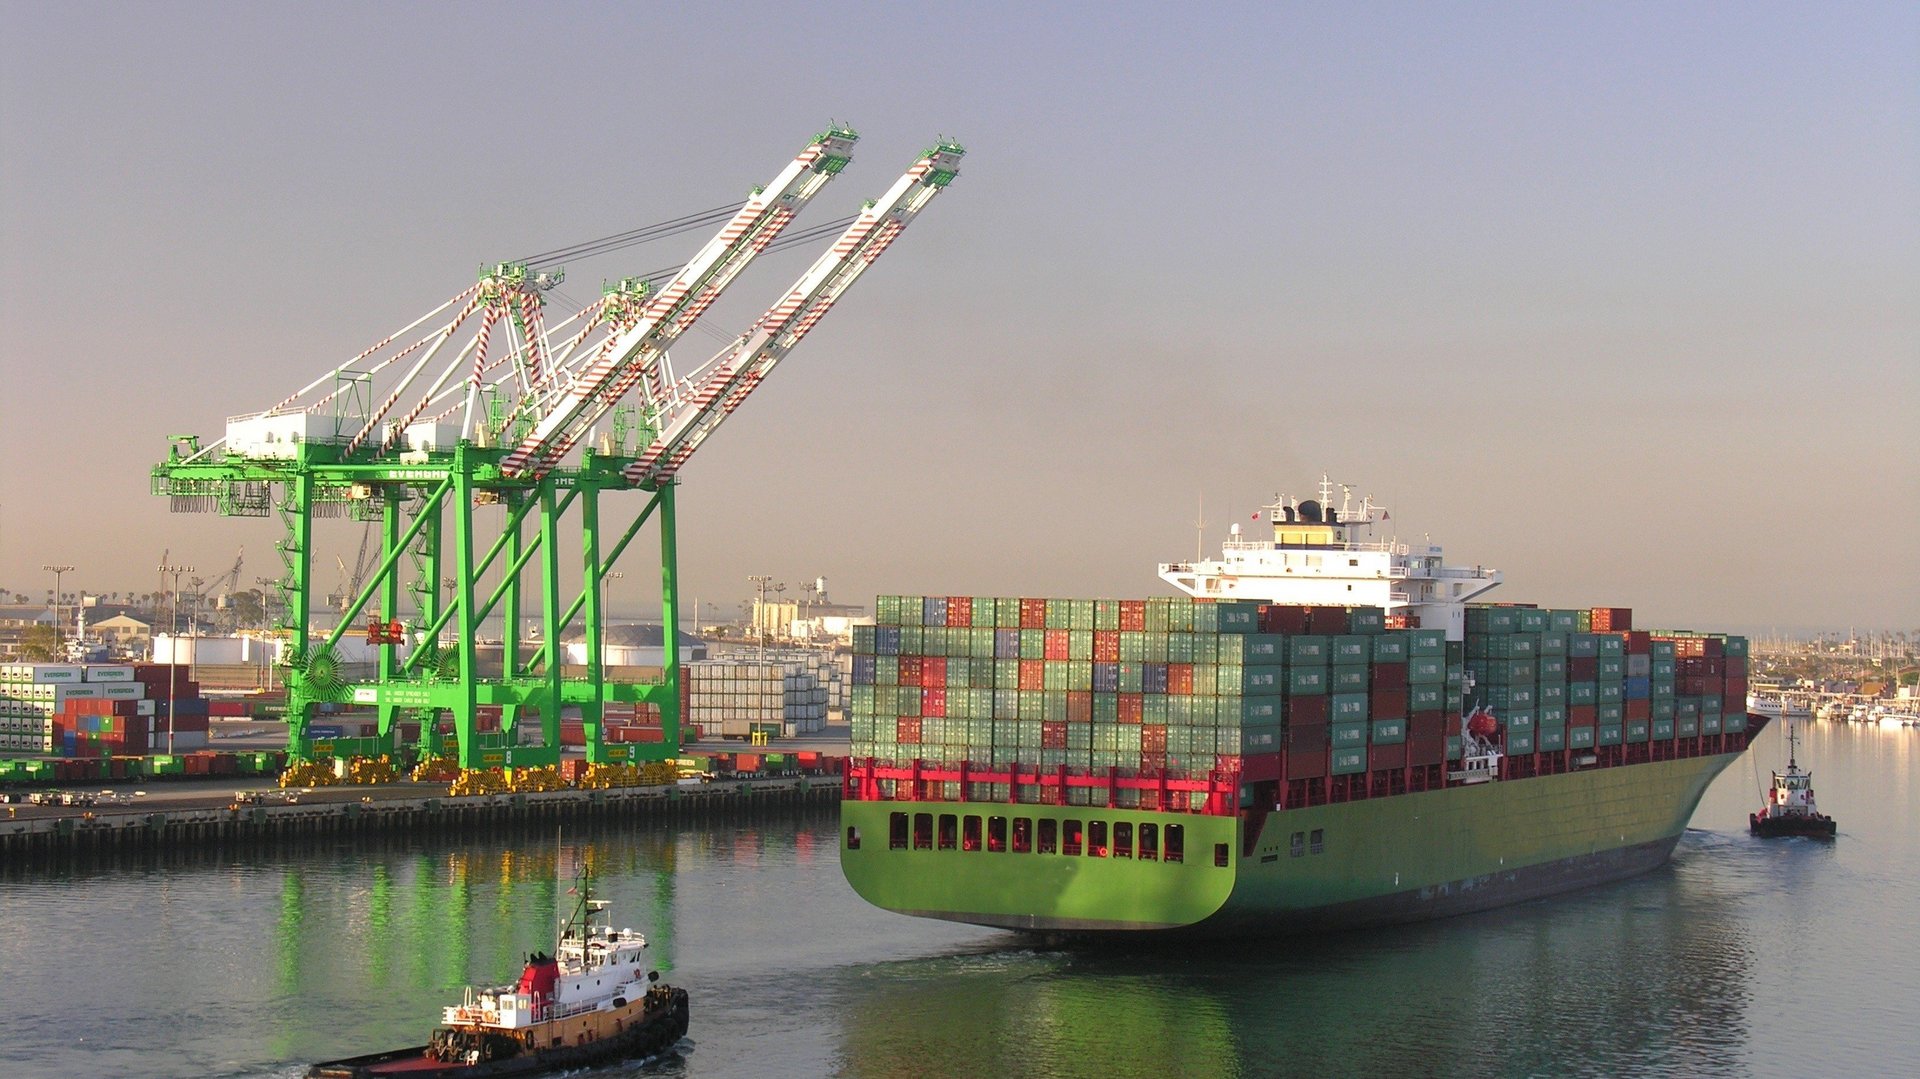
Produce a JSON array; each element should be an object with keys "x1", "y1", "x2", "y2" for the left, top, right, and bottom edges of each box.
[
  {"x1": 499, "y1": 127, "x2": 860, "y2": 478},
  {"x1": 625, "y1": 140, "x2": 964, "y2": 485}
]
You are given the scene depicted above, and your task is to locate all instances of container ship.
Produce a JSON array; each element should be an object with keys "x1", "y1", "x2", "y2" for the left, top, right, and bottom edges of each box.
[{"x1": 839, "y1": 480, "x2": 1761, "y2": 935}]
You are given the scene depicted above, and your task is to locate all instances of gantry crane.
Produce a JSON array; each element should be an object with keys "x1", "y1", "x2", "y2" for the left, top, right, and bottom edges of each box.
[{"x1": 152, "y1": 128, "x2": 963, "y2": 767}]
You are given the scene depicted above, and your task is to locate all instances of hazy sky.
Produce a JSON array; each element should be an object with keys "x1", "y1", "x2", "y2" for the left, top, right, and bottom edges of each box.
[{"x1": 2, "y1": 1, "x2": 1915, "y2": 634}]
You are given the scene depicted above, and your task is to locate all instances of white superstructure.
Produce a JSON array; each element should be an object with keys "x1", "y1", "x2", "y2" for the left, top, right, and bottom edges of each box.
[{"x1": 1158, "y1": 477, "x2": 1502, "y2": 640}]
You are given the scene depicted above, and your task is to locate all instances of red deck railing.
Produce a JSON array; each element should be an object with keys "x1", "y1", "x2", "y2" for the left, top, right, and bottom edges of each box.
[{"x1": 841, "y1": 758, "x2": 1241, "y2": 816}]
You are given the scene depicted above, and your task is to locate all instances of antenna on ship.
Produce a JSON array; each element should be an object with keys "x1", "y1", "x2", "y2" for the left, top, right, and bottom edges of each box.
[{"x1": 1193, "y1": 494, "x2": 1208, "y2": 562}]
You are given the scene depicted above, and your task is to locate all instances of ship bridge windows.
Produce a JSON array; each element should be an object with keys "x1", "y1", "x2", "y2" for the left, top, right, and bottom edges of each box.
[
  {"x1": 1165, "y1": 824, "x2": 1184, "y2": 863},
  {"x1": 1088, "y1": 820, "x2": 1108, "y2": 857},
  {"x1": 963, "y1": 815, "x2": 983, "y2": 851},
  {"x1": 1038, "y1": 818, "x2": 1058, "y2": 854},
  {"x1": 938, "y1": 814, "x2": 958, "y2": 850},
  {"x1": 890, "y1": 812, "x2": 909, "y2": 850},
  {"x1": 913, "y1": 813, "x2": 934, "y2": 850},
  {"x1": 1012, "y1": 817, "x2": 1032, "y2": 853},
  {"x1": 1113, "y1": 822, "x2": 1133, "y2": 857},
  {"x1": 1063, "y1": 820, "x2": 1083, "y2": 856},
  {"x1": 987, "y1": 815, "x2": 1007, "y2": 851},
  {"x1": 1139, "y1": 823, "x2": 1158, "y2": 861},
  {"x1": 1310, "y1": 828, "x2": 1325, "y2": 854}
]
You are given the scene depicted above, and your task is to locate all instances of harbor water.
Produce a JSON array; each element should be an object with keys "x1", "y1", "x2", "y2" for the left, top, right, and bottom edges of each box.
[{"x1": 1, "y1": 719, "x2": 1913, "y2": 1078}]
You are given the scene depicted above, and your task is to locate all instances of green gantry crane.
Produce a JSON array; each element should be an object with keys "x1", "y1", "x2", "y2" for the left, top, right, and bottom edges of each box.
[{"x1": 152, "y1": 129, "x2": 963, "y2": 768}]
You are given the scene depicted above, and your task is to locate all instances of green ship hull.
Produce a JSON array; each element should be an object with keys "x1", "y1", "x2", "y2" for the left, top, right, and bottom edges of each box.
[{"x1": 840, "y1": 748, "x2": 1745, "y2": 936}]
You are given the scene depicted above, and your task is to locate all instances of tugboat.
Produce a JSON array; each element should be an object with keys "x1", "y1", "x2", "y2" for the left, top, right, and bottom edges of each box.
[
  {"x1": 308, "y1": 864, "x2": 690, "y2": 1077},
  {"x1": 1749, "y1": 718, "x2": 1837, "y2": 839}
]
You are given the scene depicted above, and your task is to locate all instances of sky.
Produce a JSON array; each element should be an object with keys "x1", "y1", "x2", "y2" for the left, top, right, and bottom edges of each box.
[{"x1": 1, "y1": 1, "x2": 1915, "y2": 636}]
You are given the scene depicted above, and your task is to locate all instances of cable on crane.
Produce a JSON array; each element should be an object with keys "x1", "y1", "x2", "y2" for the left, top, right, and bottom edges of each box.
[
  {"x1": 516, "y1": 203, "x2": 742, "y2": 267},
  {"x1": 633, "y1": 216, "x2": 859, "y2": 286}
]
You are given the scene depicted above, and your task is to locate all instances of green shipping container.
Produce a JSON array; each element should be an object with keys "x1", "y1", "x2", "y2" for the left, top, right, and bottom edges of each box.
[
  {"x1": 1567, "y1": 725, "x2": 1597, "y2": 750},
  {"x1": 1503, "y1": 710, "x2": 1535, "y2": 733},
  {"x1": 1330, "y1": 722, "x2": 1368, "y2": 750},
  {"x1": 1287, "y1": 636, "x2": 1330, "y2": 664},
  {"x1": 1330, "y1": 665, "x2": 1370, "y2": 692},
  {"x1": 1507, "y1": 732, "x2": 1535, "y2": 755},
  {"x1": 1331, "y1": 747, "x2": 1368, "y2": 775},
  {"x1": 1407, "y1": 657, "x2": 1446, "y2": 684},
  {"x1": 1369, "y1": 718, "x2": 1406, "y2": 745},
  {"x1": 1408, "y1": 629, "x2": 1447, "y2": 657},
  {"x1": 1329, "y1": 693, "x2": 1371, "y2": 722},
  {"x1": 1288, "y1": 666, "x2": 1329, "y2": 695},
  {"x1": 1652, "y1": 719, "x2": 1675, "y2": 740},
  {"x1": 1536, "y1": 727, "x2": 1566, "y2": 752},
  {"x1": 1332, "y1": 636, "x2": 1370, "y2": 663},
  {"x1": 1597, "y1": 724, "x2": 1624, "y2": 747}
]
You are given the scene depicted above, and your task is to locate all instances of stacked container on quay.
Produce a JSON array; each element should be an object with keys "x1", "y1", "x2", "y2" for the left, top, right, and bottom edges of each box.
[
  {"x1": 1, "y1": 662, "x2": 211, "y2": 757},
  {"x1": 839, "y1": 481, "x2": 1762, "y2": 936}
]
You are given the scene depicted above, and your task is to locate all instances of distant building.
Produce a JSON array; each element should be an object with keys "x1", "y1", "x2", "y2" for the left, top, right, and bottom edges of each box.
[
  {"x1": 751, "y1": 598, "x2": 868, "y2": 644},
  {"x1": 90, "y1": 614, "x2": 153, "y2": 653},
  {"x1": 560, "y1": 624, "x2": 709, "y2": 667}
]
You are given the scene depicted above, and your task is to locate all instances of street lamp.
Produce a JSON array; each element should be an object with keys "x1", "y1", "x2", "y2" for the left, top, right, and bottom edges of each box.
[
  {"x1": 159, "y1": 562, "x2": 193, "y2": 754},
  {"x1": 748, "y1": 575, "x2": 773, "y2": 656},
  {"x1": 42, "y1": 564, "x2": 73, "y2": 658}
]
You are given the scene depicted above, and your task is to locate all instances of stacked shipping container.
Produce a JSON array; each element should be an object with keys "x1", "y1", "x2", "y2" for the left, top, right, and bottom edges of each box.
[
  {"x1": 0, "y1": 662, "x2": 211, "y2": 756},
  {"x1": 849, "y1": 597, "x2": 1751, "y2": 805},
  {"x1": 685, "y1": 656, "x2": 833, "y2": 740}
]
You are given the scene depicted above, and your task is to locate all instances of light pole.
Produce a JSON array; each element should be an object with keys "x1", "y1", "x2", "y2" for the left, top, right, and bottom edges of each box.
[
  {"x1": 160, "y1": 562, "x2": 192, "y2": 754},
  {"x1": 42, "y1": 564, "x2": 73, "y2": 658},
  {"x1": 747, "y1": 575, "x2": 772, "y2": 656}
]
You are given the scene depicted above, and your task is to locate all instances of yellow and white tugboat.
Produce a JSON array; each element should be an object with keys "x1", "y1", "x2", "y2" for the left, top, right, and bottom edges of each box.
[{"x1": 309, "y1": 867, "x2": 689, "y2": 1078}]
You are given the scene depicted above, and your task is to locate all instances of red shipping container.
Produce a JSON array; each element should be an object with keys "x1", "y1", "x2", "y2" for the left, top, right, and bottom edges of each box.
[
  {"x1": 1286, "y1": 722, "x2": 1328, "y2": 750},
  {"x1": 1066, "y1": 691, "x2": 1092, "y2": 724},
  {"x1": 1371, "y1": 662, "x2": 1408, "y2": 688},
  {"x1": 1168, "y1": 664, "x2": 1195, "y2": 695},
  {"x1": 1286, "y1": 748, "x2": 1329, "y2": 780},
  {"x1": 1137, "y1": 753, "x2": 1167, "y2": 774},
  {"x1": 1621, "y1": 631, "x2": 1652, "y2": 655},
  {"x1": 1141, "y1": 725, "x2": 1168, "y2": 753},
  {"x1": 898, "y1": 655, "x2": 923, "y2": 687},
  {"x1": 1019, "y1": 598, "x2": 1048, "y2": 629},
  {"x1": 1409, "y1": 732, "x2": 1446, "y2": 767},
  {"x1": 1446, "y1": 712, "x2": 1464, "y2": 735},
  {"x1": 921, "y1": 687, "x2": 946, "y2": 717},
  {"x1": 1258, "y1": 605, "x2": 1311, "y2": 634},
  {"x1": 1569, "y1": 657, "x2": 1599, "y2": 680},
  {"x1": 1118, "y1": 694, "x2": 1145, "y2": 724},
  {"x1": 1093, "y1": 631, "x2": 1120, "y2": 663},
  {"x1": 1307, "y1": 606, "x2": 1351, "y2": 634},
  {"x1": 1041, "y1": 721, "x2": 1068, "y2": 749},
  {"x1": 1043, "y1": 630, "x2": 1071, "y2": 660},
  {"x1": 1372, "y1": 689, "x2": 1409, "y2": 719},
  {"x1": 1589, "y1": 607, "x2": 1632, "y2": 632},
  {"x1": 1568, "y1": 705, "x2": 1598, "y2": 727},
  {"x1": 1018, "y1": 660, "x2": 1045, "y2": 692},
  {"x1": 1286, "y1": 696, "x2": 1330, "y2": 725},
  {"x1": 1624, "y1": 699, "x2": 1652, "y2": 721},
  {"x1": 1679, "y1": 657, "x2": 1724, "y2": 677},
  {"x1": 1118, "y1": 600, "x2": 1147, "y2": 631},
  {"x1": 922, "y1": 657, "x2": 947, "y2": 686},
  {"x1": 895, "y1": 718, "x2": 922, "y2": 743},
  {"x1": 946, "y1": 596, "x2": 972, "y2": 627},
  {"x1": 1239, "y1": 753, "x2": 1282, "y2": 783},
  {"x1": 1368, "y1": 744, "x2": 1407, "y2": 771}
]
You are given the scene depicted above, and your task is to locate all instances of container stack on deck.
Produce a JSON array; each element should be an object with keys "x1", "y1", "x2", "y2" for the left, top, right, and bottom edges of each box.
[
  {"x1": 1460, "y1": 607, "x2": 1748, "y2": 774},
  {"x1": 849, "y1": 596, "x2": 1752, "y2": 806},
  {"x1": 1, "y1": 663, "x2": 210, "y2": 757}
]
